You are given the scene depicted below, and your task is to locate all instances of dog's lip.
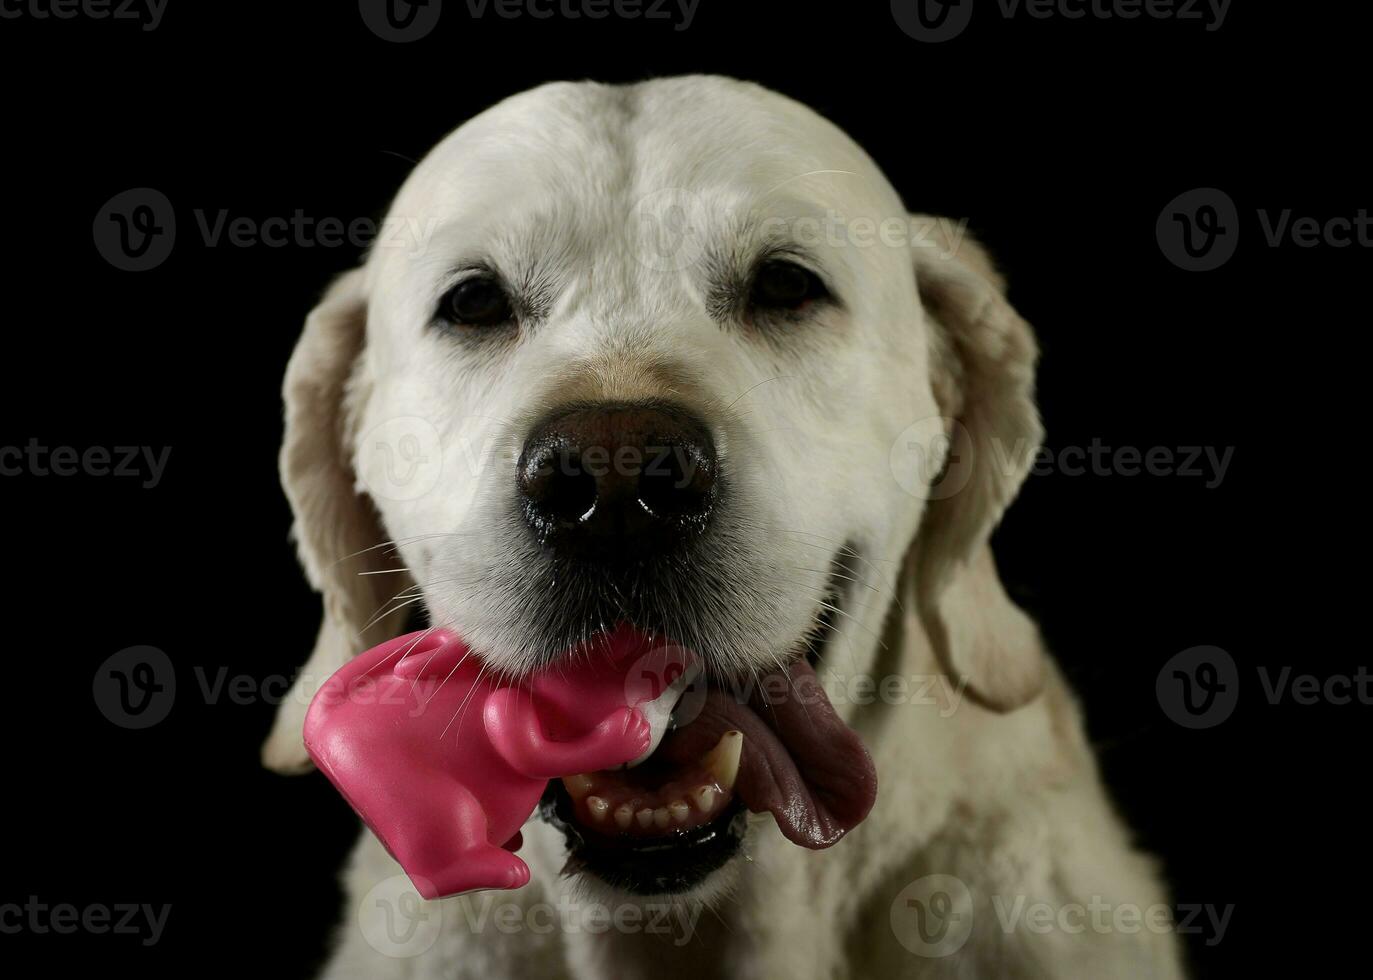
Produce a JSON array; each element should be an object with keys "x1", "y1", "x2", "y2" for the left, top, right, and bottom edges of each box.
[{"x1": 541, "y1": 781, "x2": 748, "y2": 895}]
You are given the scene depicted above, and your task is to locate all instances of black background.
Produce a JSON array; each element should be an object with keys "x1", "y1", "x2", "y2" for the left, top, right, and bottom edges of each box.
[{"x1": 2, "y1": 2, "x2": 1365, "y2": 977}]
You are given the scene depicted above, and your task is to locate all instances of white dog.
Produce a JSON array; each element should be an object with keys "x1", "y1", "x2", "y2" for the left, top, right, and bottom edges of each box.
[{"x1": 262, "y1": 76, "x2": 1185, "y2": 979}]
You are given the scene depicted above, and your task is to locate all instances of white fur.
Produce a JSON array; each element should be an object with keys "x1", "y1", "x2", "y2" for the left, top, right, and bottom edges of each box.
[{"x1": 265, "y1": 77, "x2": 1184, "y2": 979}]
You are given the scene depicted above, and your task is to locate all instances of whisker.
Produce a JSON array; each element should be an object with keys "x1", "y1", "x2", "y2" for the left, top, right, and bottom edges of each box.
[
  {"x1": 724, "y1": 375, "x2": 789, "y2": 412},
  {"x1": 440, "y1": 658, "x2": 495, "y2": 739}
]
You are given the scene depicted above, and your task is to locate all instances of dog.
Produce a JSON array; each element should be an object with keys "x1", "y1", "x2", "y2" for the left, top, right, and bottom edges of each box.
[{"x1": 261, "y1": 76, "x2": 1185, "y2": 979}]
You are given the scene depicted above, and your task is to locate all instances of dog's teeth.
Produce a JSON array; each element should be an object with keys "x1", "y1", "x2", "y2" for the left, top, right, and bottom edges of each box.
[
  {"x1": 703, "y1": 730, "x2": 743, "y2": 791},
  {"x1": 614, "y1": 804, "x2": 634, "y2": 830},
  {"x1": 670, "y1": 800, "x2": 690, "y2": 824},
  {"x1": 587, "y1": 796, "x2": 610, "y2": 822},
  {"x1": 653, "y1": 807, "x2": 672, "y2": 829},
  {"x1": 636, "y1": 808, "x2": 655, "y2": 828},
  {"x1": 692, "y1": 785, "x2": 716, "y2": 812},
  {"x1": 563, "y1": 774, "x2": 594, "y2": 801}
]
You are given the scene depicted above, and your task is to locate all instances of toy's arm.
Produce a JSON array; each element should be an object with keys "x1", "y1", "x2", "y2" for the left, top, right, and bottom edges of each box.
[{"x1": 484, "y1": 689, "x2": 651, "y2": 779}]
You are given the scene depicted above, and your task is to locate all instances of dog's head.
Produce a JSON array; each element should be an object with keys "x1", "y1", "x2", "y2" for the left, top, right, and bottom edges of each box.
[{"x1": 264, "y1": 76, "x2": 1044, "y2": 899}]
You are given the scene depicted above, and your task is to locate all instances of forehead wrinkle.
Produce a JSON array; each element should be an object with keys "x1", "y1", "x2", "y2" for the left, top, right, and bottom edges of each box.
[
  {"x1": 695, "y1": 194, "x2": 865, "y2": 299},
  {"x1": 482, "y1": 201, "x2": 585, "y2": 318},
  {"x1": 397, "y1": 172, "x2": 600, "y2": 321},
  {"x1": 399, "y1": 98, "x2": 644, "y2": 307}
]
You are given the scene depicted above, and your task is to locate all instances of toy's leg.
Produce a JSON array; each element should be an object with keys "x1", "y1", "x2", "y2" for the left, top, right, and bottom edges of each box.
[
  {"x1": 485, "y1": 690, "x2": 652, "y2": 778},
  {"x1": 389, "y1": 781, "x2": 530, "y2": 899}
]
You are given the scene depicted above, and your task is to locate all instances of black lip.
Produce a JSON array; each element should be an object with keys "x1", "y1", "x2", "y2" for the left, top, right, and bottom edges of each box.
[{"x1": 539, "y1": 781, "x2": 747, "y2": 895}]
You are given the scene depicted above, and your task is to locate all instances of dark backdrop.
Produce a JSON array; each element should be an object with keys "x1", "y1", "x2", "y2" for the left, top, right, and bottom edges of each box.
[{"x1": 2, "y1": 2, "x2": 1364, "y2": 977}]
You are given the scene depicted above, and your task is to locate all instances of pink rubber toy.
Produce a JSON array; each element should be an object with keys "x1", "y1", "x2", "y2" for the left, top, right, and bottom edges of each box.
[{"x1": 303, "y1": 627, "x2": 683, "y2": 899}]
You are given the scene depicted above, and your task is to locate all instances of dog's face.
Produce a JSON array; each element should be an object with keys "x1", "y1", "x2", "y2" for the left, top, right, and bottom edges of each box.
[
  {"x1": 270, "y1": 76, "x2": 1045, "y2": 901},
  {"x1": 360, "y1": 78, "x2": 936, "y2": 677}
]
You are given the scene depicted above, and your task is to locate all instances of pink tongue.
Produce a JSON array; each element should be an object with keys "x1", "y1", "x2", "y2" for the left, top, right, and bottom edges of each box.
[{"x1": 656, "y1": 660, "x2": 877, "y2": 848}]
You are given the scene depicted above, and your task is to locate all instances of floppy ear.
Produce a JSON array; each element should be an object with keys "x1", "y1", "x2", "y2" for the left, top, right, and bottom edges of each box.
[
  {"x1": 909, "y1": 218, "x2": 1046, "y2": 711},
  {"x1": 261, "y1": 268, "x2": 414, "y2": 773}
]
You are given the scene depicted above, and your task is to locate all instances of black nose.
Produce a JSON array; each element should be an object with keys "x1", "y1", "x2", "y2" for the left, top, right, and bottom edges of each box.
[{"x1": 517, "y1": 402, "x2": 718, "y2": 563}]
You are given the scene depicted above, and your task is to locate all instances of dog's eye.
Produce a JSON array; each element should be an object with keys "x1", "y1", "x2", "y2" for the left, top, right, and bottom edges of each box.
[
  {"x1": 439, "y1": 276, "x2": 513, "y2": 327},
  {"x1": 749, "y1": 259, "x2": 828, "y2": 312}
]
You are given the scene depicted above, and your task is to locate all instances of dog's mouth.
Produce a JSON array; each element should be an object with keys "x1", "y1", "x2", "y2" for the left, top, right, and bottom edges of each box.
[{"x1": 538, "y1": 567, "x2": 878, "y2": 895}]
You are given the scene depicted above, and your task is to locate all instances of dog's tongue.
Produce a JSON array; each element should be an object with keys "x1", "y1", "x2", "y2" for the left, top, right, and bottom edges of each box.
[{"x1": 656, "y1": 659, "x2": 877, "y2": 848}]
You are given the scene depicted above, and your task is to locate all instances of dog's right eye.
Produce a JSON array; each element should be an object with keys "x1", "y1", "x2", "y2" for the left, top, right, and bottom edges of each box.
[
  {"x1": 438, "y1": 276, "x2": 513, "y2": 328},
  {"x1": 748, "y1": 259, "x2": 829, "y2": 314}
]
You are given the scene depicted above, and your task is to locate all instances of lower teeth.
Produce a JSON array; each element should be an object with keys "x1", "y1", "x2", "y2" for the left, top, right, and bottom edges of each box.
[{"x1": 561, "y1": 730, "x2": 742, "y2": 836}]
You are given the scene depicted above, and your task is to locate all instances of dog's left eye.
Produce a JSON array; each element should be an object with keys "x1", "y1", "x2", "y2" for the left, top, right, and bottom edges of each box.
[
  {"x1": 438, "y1": 276, "x2": 513, "y2": 328},
  {"x1": 749, "y1": 259, "x2": 828, "y2": 312}
]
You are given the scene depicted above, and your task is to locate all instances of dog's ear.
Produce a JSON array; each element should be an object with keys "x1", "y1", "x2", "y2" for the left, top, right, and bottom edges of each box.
[
  {"x1": 908, "y1": 218, "x2": 1046, "y2": 711},
  {"x1": 261, "y1": 268, "x2": 413, "y2": 773}
]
